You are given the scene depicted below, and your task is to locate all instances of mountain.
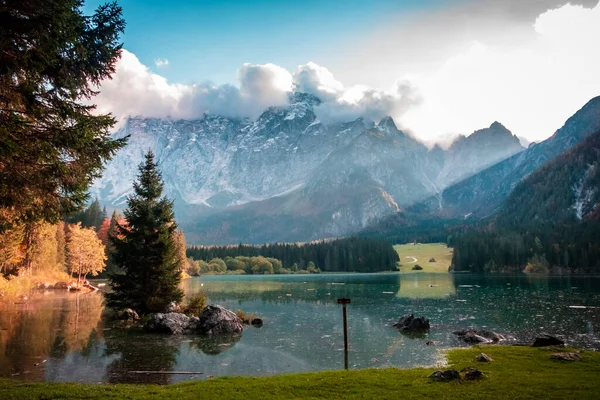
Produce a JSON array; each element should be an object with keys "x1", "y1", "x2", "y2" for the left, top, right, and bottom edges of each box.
[
  {"x1": 450, "y1": 128, "x2": 600, "y2": 273},
  {"x1": 417, "y1": 96, "x2": 600, "y2": 219},
  {"x1": 495, "y1": 128, "x2": 600, "y2": 227},
  {"x1": 92, "y1": 92, "x2": 523, "y2": 244}
]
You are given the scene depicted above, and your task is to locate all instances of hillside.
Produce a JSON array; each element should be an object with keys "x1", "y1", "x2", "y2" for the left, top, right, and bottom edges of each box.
[
  {"x1": 421, "y1": 96, "x2": 600, "y2": 219},
  {"x1": 450, "y1": 129, "x2": 600, "y2": 272},
  {"x1": 92, "y1": 93, "x2": 523, "y2": 244}
]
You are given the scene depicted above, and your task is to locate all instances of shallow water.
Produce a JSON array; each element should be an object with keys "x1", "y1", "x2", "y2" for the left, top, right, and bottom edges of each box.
[{"x1": 1, "y1": 273, "x2": 599, "y2": 384}]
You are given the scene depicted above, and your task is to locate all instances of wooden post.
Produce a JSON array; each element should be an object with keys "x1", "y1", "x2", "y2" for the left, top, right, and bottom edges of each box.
[{"x1": 337, "y1": 297, "x2": 351, "y2": 370}]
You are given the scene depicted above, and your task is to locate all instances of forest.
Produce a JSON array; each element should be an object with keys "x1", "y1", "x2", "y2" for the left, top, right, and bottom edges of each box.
[
  {"x1": 451, "y1": 130, "x2": 600, "y2": 273},
  {"x1": 187, "y1": 237, "x2": 400, "y2": 273}
]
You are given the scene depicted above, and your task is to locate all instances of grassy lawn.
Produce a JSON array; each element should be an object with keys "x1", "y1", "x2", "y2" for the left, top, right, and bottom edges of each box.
[
  {"x1": 1, "y1": 346, "x2": 599, "y2": 399},
  {"x1": 394, "y1": 243, "x2": 453, "y2": 273}
]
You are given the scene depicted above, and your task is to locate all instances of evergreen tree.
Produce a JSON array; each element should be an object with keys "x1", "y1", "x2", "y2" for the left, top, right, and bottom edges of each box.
[
  {"x1": 107, "y1": 152, "x2": 183, "y2": 314},
  {"x1": 0, "y1": 0, "x2": 126, "y2": 231}
]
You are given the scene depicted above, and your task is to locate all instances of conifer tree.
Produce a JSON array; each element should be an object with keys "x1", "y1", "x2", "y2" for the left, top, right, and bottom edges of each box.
[
  {"x1": 107, "y1": 152, "x2": 183, "y2": 314},
  {"x1": 0, "y1": 0, "x2": 126, "y2": 231}
]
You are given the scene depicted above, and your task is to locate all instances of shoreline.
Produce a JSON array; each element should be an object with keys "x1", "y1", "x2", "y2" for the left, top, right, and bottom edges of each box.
[{"x1": 1, "y1": 346, "x2": 598, "y2": 398}]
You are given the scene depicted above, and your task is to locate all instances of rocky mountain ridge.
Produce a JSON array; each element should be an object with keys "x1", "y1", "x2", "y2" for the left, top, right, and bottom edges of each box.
[{"x1": 92, "y1": 92, "x2": 524, "y2": 244}]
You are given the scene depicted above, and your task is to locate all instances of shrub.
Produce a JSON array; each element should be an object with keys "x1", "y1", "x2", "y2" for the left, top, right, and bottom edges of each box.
[
  {"x1": 412, "y1": 264, "x2": 423, "y2": 270},
  {"x1": 184, "y1": 291, "x2": 208, "y2": 316},
  {"x1": 236, "y1": 309, "x2": 257, "y2": 324}
]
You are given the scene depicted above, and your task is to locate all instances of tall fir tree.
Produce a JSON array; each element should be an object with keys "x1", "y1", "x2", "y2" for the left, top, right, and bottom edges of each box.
[
  {"x1": 106, "y1": 152, "x2": 183, "y2": 313},
  {"x1": 0, "y1": 0, "x2": 126, "y2": 231}
]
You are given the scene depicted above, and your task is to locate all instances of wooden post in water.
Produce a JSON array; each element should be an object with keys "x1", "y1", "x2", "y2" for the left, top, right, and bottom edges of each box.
[{"x1": 337, "y1": 297, "x2": 351, "y2": 370}]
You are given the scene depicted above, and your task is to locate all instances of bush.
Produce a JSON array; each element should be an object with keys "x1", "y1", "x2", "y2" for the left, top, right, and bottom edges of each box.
[
  {"x1": 236, "y1": 309, "x2": 257, "y2": 324},
  {"x1": 412, "y1": 264, "x2": 423, "y2": 270},
  {"x1": 184, "y1": 291, "x2": 208, "y2": 316}
]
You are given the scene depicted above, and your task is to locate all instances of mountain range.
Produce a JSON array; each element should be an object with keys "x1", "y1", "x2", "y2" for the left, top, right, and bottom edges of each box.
[
  {"x1": 92, "y1": 92, "x2": 533, "y2": 244},
  {"x1": 416, "y1": 96, "x2": 600, "y2": 219}
]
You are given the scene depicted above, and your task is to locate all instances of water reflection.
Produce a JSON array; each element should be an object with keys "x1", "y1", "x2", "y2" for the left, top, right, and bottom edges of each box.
[{"x1": 0, "y1": 273, "x2": 599, "y2": 384}]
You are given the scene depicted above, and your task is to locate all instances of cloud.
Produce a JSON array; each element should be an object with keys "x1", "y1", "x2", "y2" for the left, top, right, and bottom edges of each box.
[
  {"x1": 94, "y1": 2, "x2": 600, "y2": 142},
  {"x1": 400, "y1": 3, "x2": 600, "y2": 142},
  {"x1": 154, "y1": 58, "x2": 169, "y2": 68},
  {"x1": 94, "y1": 51, "x2": 420, "y2": 128}
]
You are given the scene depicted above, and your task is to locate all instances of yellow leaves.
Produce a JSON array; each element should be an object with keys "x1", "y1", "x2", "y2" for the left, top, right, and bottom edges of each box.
[{"x1": 67, "y1": 222, "x2": 107, "y2": 278}]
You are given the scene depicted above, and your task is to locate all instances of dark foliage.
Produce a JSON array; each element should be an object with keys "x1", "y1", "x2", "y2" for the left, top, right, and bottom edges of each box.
[
  {"x1": 0, "y1": 0, "x2": 127, "y2": 230},
  {"x1": 187, "y1": 237, "x2": 400, "y2": 273},
  {"x1": 107, "y1": 152, "x2": 183, "y2": 314},
  {"x1": 451, "y1": 130, "x2": 600, "y2": 272}
]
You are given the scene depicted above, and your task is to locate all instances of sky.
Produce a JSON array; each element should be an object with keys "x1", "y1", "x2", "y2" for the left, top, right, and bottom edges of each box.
[{"x1": 87, "y1": 0, "x2": 600, "y2": 144}]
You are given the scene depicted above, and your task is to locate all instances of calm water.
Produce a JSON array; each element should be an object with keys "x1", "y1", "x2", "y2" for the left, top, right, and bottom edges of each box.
[{"x1": 1, "y1": 273, "x2": 600, "y2": 384}]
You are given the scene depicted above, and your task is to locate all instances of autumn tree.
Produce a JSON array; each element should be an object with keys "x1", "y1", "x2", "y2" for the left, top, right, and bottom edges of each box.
[
  {"x1": 174, "y1": 230, "x2": 188, "y2": 273},
  {"x1": 107, "y1": 152, "x2": 183, "y2": 314},
  {"x1": 67, "y1": 222, "x2": 106, "y2": 284},
  {"x1": 0, "y1": 0, "x2": 126, "y2": 231},
  {"x1": 0, "y1": 225, "x2": 24, "y2": 275}
]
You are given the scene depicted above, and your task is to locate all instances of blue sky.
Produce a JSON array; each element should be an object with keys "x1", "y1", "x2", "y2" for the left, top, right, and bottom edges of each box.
[
  {"x1": 90, "y1": 0, "x2": 600, "y2": 143},
  {"x1": 84, "y1": 0, "x2": 443, "y2": 85}
]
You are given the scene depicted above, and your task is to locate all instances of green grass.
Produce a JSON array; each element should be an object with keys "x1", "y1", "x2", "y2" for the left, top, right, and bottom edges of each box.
[
  {"x1": 394, "y1": 243, "x2": 453, "y2": 274},
  {"x1": 1, "y1": 346, "x2": 599, "y2": 399}
]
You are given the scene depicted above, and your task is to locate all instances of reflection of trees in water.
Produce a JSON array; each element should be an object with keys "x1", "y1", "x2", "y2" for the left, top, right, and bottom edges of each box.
[
  {"x1": 103, "y1": 332, "x2": 242, "y2": 384},
  {"x1": 0, "y1": 292, "x2": 104, "y2": 379},
  {"x1": 191, "y1": 334, "x2": 241, "y2": 356}
]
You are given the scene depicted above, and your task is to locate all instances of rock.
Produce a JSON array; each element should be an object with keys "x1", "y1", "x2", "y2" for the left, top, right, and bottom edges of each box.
[
  {"x1": 412, "y1": 265, "x2": 423, "y2": 270},
  {"x1": 393, "y1": 314, "x2": 430, "y2": 333},
  {"x1": 476, "y1": 353, "x2": 494, "y2": 362},
  {"x1": 426, "y1": 341, "x2": 436, "y2": 346},
  {"x1": 550, "y1": 352, "x2": 582, "y2": 361},
  {"x1": 454, "y1": 329, "x2": 505, "y2": 344},
  {"x1": 165, "y1": 301, "x2": 181, "y2": 313},
  {"x1": 461, "y1": 367, "x2": 483, "y2": 380},
  {"x1": 118, "y1": 308, "x2": 140, "y2": 321},
  {"x1": 429, "y1": 370, "x2": 460, "y2": 381},
  {"x1": 531, "y1": 334, "x2": 564, "y2": 347},
  {"x1": 53, "y1": 282, "x2": 69, "y2": 290},
  {"x1": 197, "y1": 305, "x2": 244, "y2": 335},
  {"x1": 144, "y1": 313, "x2": 191, "y2": 334},
  {"x1": 429, "y1": 258, "x2": 436, "y2": 262},
  {"x1": 251, "y1": 318, "x2": 264, "y2": 328}
]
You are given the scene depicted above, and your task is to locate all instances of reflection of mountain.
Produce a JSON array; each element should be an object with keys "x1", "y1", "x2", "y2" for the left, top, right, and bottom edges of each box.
[
  {"x1": 0, "y1": 293, "x2": 104, "y2": 380},
  {"x1": 396, "y1": 273, "x2": 456, "y2": 299}
]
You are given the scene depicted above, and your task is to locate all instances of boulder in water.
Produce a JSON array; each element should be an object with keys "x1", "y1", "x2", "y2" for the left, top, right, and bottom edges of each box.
[
  {"x1": 144, "y1": 313, "x2": 191, "y2": 334},
  {"x1": 197, "y1": 305, "x2": 244, "y2": 335},
  {"x1": 454, "y1": 329, "x2": 505, "y2": 344},
  {"x1": 393, "y1": 314, "x2": 430, "y2": 333}
]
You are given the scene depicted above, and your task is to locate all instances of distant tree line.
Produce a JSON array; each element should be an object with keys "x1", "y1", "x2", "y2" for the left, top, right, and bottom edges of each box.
[
  {"x1": 451, "y1": 220, "x2": 600, "y2": 273},
  {"x1": 187, "y1": 237, "x2": 399, "y2": 273},
  {"x1": 451, "y1": 130, "x2": 600, "y2": 273},
  {"x1": 186, "y1": 255, "x2": 320, "y2": 276}
]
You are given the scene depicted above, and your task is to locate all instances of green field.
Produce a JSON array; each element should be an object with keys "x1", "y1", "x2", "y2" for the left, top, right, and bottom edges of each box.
[
  {"x1": 1, "y1": 346, "x2": 598, "y2": 399},
  {"x1": 394, "y1": 243, "x2": 453, "y2": 273}
]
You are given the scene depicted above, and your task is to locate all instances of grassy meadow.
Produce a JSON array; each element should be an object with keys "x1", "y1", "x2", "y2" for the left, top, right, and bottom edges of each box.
[
  {"x1": 1, "y1": 346, "x2": 598, "y2": 399},
  {"x1": 394, "y1": 243, "x2": 453, "y2": 273}
]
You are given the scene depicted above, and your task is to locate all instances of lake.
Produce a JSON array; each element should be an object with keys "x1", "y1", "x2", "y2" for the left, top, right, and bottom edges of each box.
[{"x1": 1, "y1": 272, "x2": 599, "y2": 384}]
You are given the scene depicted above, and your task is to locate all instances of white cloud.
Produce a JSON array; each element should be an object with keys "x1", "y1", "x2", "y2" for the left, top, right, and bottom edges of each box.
[
  {"x1": 400, "y1": 3, "x2": 600, "y2": 142},
  {"x1": 94, "y1": 51, "x2": 419, "y2": 128},
  {"x1": 154, "y1": 58, "x2": 169, "y2": 68},
  {"x1": 94, "y1": 3, "x2": 600, "y2": 143}
]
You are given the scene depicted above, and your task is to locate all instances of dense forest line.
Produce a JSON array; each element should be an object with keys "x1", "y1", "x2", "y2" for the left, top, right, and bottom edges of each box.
[
  {"x1": 451, "y1": 130, "x2": 600, "y2": 273},
  {"x1": 187, "y1": 237, "x2": 400, "y2": 273}
]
